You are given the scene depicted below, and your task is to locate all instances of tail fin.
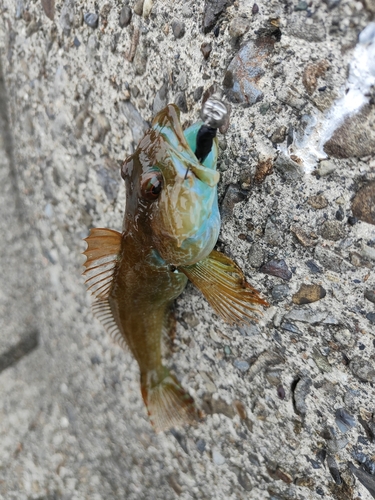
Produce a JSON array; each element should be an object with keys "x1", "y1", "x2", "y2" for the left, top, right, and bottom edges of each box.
[{"x1": 141, "y1": 368, "x2": 198, "y2": 432}]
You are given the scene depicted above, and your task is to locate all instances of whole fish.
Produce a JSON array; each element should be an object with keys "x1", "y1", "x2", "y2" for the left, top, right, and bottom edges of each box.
[{"x1": 83, "y1": 103, "x2": 268, "y2": 431}]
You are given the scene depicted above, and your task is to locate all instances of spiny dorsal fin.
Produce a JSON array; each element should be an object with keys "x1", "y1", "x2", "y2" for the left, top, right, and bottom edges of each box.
[
  {"x1": 83, "y1": 228, "x2": 122, "y2": 300},
  {"x1": 179, "y1": 250, "x2": 269, "y2": 326},
  {"x1": 83, "y1": 228, "x2": 127, "y2": 351}
]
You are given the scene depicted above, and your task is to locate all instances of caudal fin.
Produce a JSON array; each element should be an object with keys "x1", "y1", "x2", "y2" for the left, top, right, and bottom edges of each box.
[{"x1": 141, "y1": 369, "x2": 198, "y2": 432}]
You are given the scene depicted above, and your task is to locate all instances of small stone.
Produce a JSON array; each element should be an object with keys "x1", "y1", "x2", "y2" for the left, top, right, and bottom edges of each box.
[
  {"x1": 295, "y1": 0, "x2": 308, "y2": 9},
  {"x1": 119, "y1": 5, "x2": 132, "y2": 27},
  {"x1": 307, "y1": 194, "x2": 328, "y2": 209},
  {"x1": 234, "y1": 359, "x2": 250, "y2": 372},
  {"x1": 260, "y1": 259, "x2": 292, "y2": 281},
  {"x1": 347, "y1": 216, "x2": 358, "y2": 226},
  {"x1": 271, "y1": 125, "x2": 287, "y2": 144},
  {"x1": 351, "y1": 182, "x2": 375, "y2": 226},
  {"x1": 73, "y1": 36, "x2": 81, "y2": 47},
  {"x1": 271, "y1": 284, "x2": 290, "y2": 302},
  {"x1": 281, "y1": 322, "x2": 302, "y2": 335},
  {"x1": 84, "y1": 12, "x2": 99, "y2": 28},
  {"x1": 350, "y1": 356, "x2": 375, "y2": 383},
  {"x1": 287, "y1": 16, "x2": 326, "y2": 42},
  {"x1": 316, "y1": 160, "x2": 336, "y2": 176},
  {"x1": 333, "y1": 329, "x2": 354, "y2": 347},
  {"x1": 133, "y1": 0, "x2": 144, "y2": 16},
  {"x1": 361, "y1": 243, "x2": 375, "y2": 261},
  {"x1": 327, "y1": 455, "x2": 342, "y2": 485},
  {"x1": 290, "y1": 226, "x2": 317, "y2": 247},
  {"x1": 174, "y1": 92, "x2": 188, "y2": 113},
  {"x1": 229, "y1": 17, "x2": 250, "y2": 39},
  {"x1": 238, "y1": 471, "x2": 252, "y2": 491},
  {"x1": 212, "y1": 448, "x2": 226, "y2": 465},
  {"x1": 314, "y1": 246, "x2": 346, "y2": 273},
  {"x1": 365, "y1": 290, "x2": 375, "y2": 305},
  {"x1": 196, "y1": 439, "x2": 206, "y2": 453},
  {"x1": 259, "y1": 103, "x2": 270, "y2": 115},
  {"x1": 320, "y1": 220, "x2": 346, "y2": 241},
  {"x1": 223, "y1": 37, "x2": 275, "y2": 106},
  {"x1": 252, "y1": 3, "x2": 259, "y2": 14},
  {"x1": 265, "y1": 369, "x2": 282, "y2": 386},
  {"x1": 200, "y1": 42, "x2": 212, "y2": 60},
  {"x1": 220, "y1": 184, "x2": 247, "y2": 222},
  {"x1": 335, "y1": 206, "x2": 344, "y2": 221},
  {"x1": 292, "y1": 284, "x2": 326, "y2": 305},
  {"x1": 171, "y1": 19, "x2": 185, "y2": 39},
  {"x1": 285, "y1": 309, "x2": 330, "y2": 324},
  {"x1": 41, "y1": 0, "x2": 55, "y2": 20},
  {"x1": 275, "y1": 154, "x2": 304, "y2": 183},
  {"x1": 324, "y1": 105, "x2": 375, "y2": 158},
  {"x1": 312, "y1": 348, "x2": 332, "y2": 373},
  {"x1": 248, "y1": 244, "x2": 265, "y2": 268},
  {"x1": 306, "y1": 260, "x2": 322, "y2": 274},
  {"x1": 348, "y1": 463, "x2": 375, "y2": 499},
  {"x1": 254, "y1": 158, "x2": 273, "y2": 184},
  {"x1": 367, "y1": 312, "x2": 375, "y2": 324},
  {"x1": 264, "y1": 218, "x2": 283, "y2": 246},
  {"x1": 142, "y1": 0, "x2": 153, "y2": 17},
  {"x1": 203, "y1": 0, "x2": 231, "y2": 34},
  {"x1": 302, "y1": 60, "x2": 329, "y2": 95},
  {"x1": 181, "y1": 311, "x2": 199, "y2": 328},
  {"x1": 335, "y1": 408, "x2": 356, "y2": 433},
  {"x1": 193, "y1": 86, "x2": 204, "y2": 102},
  {"x1": 293, "y1": 377, "x2": 312, "y2": 417}
]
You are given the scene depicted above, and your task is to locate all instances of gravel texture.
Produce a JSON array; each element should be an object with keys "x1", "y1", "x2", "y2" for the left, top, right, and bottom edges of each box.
[{"x1": 0, "y1": 1, "x2": 375, "y2": 499}]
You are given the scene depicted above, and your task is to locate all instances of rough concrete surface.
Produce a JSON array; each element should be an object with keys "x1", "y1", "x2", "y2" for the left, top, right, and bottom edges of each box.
[{"x1": 0, "y1": 1, "x2": 375, "y2": 499}]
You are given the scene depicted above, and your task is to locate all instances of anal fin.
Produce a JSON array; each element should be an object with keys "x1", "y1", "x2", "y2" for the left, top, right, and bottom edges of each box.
[{"x1": 179, "y1": 250, "x2": 268, "y2": 326}]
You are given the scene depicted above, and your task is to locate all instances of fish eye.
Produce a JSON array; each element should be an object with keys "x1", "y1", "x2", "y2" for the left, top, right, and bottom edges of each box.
[{"x1": 140, "y1": 170, "x2": 163, "y2": 200}]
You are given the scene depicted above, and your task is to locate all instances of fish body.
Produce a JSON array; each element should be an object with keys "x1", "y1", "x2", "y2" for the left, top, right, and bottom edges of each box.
[{"x1": 83, "y1": 104, "x2": 268, "y2": 431}]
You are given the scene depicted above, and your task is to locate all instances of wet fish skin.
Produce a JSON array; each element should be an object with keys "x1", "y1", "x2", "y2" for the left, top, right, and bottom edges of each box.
[{"x1": 83, "y1": 104, "x2": 268, "y2": 431}]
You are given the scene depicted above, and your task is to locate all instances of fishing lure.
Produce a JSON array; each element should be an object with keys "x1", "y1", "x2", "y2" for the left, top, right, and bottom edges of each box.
[{"x1": 83, "y1": 98, "x2": 268, "y2": 431}]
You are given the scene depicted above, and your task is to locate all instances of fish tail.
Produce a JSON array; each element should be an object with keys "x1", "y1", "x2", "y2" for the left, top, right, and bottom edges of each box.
[{"x1": 141, "y1": 368, "x2": 198, "y2": 432}]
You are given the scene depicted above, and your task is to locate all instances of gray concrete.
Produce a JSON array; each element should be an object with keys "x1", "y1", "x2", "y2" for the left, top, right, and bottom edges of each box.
[{"x1": 0, "y1": 1, "x2": 375, "y2": 499}]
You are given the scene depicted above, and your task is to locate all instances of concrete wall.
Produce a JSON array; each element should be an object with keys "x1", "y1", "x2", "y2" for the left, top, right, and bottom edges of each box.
[{"x1": 1, "y1": 1, "x2": 375, "y2": 499}]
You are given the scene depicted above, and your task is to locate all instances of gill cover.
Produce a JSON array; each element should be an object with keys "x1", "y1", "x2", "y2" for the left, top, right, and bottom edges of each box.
[{"x1": 122, "y1": 104, "x2": 221, "y2": 266}]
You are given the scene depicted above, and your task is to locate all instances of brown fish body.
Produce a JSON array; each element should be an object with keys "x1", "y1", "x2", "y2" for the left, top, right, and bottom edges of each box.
[
  {"x1": 112, "y1": 232, "x2": 187, "y2": 375},
  {"x1": 83, "y1": 104, "x2": 268, "y2": 431}
]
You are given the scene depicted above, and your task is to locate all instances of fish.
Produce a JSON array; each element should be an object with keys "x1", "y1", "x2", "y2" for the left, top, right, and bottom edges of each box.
[{"x1": 83, "y1": 103, "x2": 268, "y2": 432}]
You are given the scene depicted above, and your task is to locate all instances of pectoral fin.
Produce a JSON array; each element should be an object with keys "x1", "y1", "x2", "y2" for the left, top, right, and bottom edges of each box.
[{"x1": 179, "y1": 250, "x2": 268, "y2": 325}]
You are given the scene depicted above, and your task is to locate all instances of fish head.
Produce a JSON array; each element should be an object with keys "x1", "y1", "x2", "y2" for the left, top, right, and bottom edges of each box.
[{"x1": 121, "y1": 104, "x2": 221, "y2": 266}]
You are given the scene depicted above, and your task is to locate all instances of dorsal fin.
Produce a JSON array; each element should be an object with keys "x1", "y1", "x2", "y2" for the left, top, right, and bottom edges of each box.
[
  {"x1": 179, "y1": 250, "x2": 269, "y2": 326},
  {"x1": 83, "y1": 228, "x2": 127, "y2": 351},
  {"x1": 82, "y1": 228, "x2": 122, "y2": 299}
]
